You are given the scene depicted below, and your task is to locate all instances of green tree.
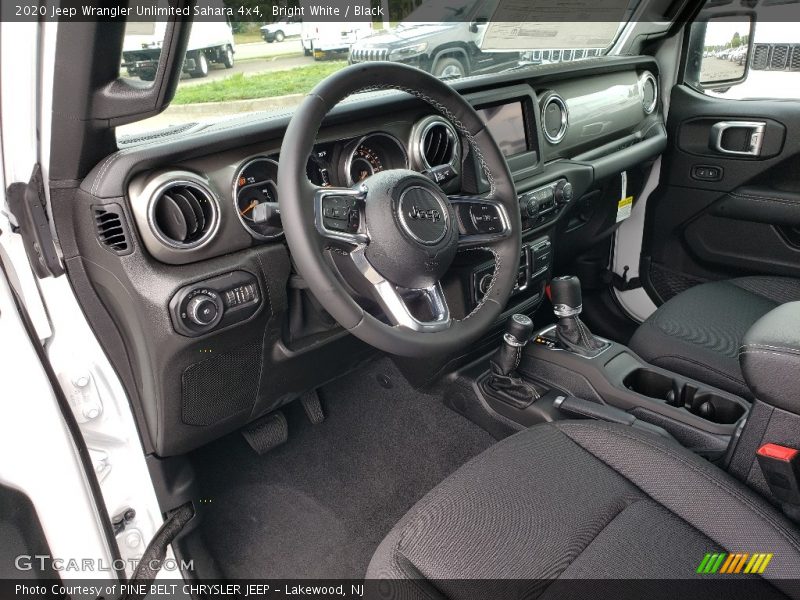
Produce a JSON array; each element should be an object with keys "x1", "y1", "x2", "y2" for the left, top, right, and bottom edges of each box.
[{"x1": 731, "y1": 32, "x2": 741, "y2": 48}]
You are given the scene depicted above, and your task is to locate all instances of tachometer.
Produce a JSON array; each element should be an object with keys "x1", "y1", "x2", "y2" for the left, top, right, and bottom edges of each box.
[{"x1": 233, "y1": 157, "x2": 282, "y2": 240}]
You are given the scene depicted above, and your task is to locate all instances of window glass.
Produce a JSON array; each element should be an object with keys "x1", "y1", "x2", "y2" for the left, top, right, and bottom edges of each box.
[{"x1": 116, "y1": 0, "x2": 640, "y2": 141}]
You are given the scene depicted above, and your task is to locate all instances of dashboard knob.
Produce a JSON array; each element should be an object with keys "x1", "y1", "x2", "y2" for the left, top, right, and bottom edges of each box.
[
  {"x1": 187, "y1": 294, "x2": 220, "y2": 326},
  {"x1": 523, "y1": 196, "x2": 539, "y2": 218},
  {"x1": 554, "y1": 180, "x2": 573, "y2": 205}
]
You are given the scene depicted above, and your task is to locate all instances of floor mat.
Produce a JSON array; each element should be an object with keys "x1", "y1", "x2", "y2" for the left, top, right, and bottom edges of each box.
[{"x1": 191, "y1": 357, "x2": 496, "y2": 579}]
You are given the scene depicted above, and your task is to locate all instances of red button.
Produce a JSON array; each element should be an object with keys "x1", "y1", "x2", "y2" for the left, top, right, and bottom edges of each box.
[{"x1": 757, "y1": 443, "x2": 799, "y2": 462}]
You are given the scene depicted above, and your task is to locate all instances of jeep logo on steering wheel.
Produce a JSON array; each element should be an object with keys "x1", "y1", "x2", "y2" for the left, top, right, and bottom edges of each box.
[
  {"x1": 397, "y1": 186, "x2": 449, "y2": 246},
  {"x1": 408, "y1": 205, "x2": 442, "y2": 222}
]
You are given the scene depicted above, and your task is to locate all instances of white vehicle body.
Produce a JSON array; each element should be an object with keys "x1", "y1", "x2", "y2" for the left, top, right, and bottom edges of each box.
[
  {"x1": 122, "y1": 21, "x2": 235, "y2": 80},
  {"x1": 308, "y1": 21, "x2": 374, "y2": 57},
  {"x1": 260, "y1": 16, "x2": 303, "y2": 42},
  {"x1": 122, "y1": 21, "x2": 234, "y2": 55}
]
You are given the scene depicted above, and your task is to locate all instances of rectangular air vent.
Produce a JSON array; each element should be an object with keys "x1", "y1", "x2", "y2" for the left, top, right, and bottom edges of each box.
[{"x1": 93, "y1": 204, "x2": 131, "y2": 255}]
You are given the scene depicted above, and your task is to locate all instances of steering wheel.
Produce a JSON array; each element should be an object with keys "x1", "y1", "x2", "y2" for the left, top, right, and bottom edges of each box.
[{"x1": 277, "y1": 62, "x2": 521, "y2": 357}]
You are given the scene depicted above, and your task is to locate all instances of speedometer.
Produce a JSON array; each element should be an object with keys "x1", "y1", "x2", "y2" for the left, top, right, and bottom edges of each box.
[
  {"x1": 349, "y1": 145, "x2": 384, "y2": 183},
  {"x1": 233, "y1": 157, "x2": 282, "y2": 240},
  {"x1": 342, "y1": 133, "x2": 408, "y2": 186}
]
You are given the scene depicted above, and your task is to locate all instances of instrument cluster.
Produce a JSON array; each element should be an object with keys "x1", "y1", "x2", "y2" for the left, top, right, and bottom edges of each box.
[{"x1": 233, "y1": 132, "x2": 409, "y2": 240}]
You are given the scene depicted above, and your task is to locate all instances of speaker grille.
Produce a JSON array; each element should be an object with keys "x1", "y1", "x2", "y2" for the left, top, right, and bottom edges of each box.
[{"x1": 181, "y1": 345, "x2": 260, "y2": 426}]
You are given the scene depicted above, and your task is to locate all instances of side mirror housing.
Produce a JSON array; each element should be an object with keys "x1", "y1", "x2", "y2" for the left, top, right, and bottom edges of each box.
[{"x1": 687, "y1": 12, "x2": 755, "y2": 90}]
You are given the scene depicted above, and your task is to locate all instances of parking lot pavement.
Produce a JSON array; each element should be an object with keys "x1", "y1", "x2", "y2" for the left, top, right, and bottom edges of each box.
[
  {"x1": 700, "y1": 56, "x2": 746, "y2": 82},
  {"x1": 703, "y1": 66, "x2": 800, "y2": 100}
]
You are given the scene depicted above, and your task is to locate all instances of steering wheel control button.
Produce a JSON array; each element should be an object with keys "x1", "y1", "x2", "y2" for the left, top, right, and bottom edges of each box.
[
  {"x1": 456, "y1": 202, "x2": 504, "y2": 236},
  {"x1": 397, "y1": 186, "x2": 449, "y2": 245},
  {"x1": 469, "y1": 203, "x2": 503, "y2": 234},
  {"x1": 315, "y1": 187, "x2": 368, "y2": 242},
  {"x1": 169, "y1": 271, "x2": 261, "y2": 337},
  {"x1": 322, "y1": 200, "x2": 360, "y2": 231}
]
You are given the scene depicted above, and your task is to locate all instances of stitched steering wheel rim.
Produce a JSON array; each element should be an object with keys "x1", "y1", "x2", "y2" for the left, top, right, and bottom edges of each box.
[{"x1": 277, "y1": 62, "x2": 521, "y2": 357}]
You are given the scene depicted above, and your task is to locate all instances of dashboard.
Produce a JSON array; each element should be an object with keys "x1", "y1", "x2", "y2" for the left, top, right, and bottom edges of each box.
[{"x1": 74, "y1": 56, "x2": 667, "y2": 456}]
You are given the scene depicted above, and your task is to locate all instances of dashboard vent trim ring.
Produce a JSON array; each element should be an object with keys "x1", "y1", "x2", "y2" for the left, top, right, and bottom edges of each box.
[
  {"x1": 541, "y1": 93, "x2": 569, "y2": 145},
  {"x1": 411, "y1": 116, "x2": 459, "y2": 171},
  {"x1": 232, "y1": 156, "x2": 284, "y2": 241},
  {"x1": 146, "y1": 175, "x2": 221, "y2": 251},
  {"x1": 640, "y1": 71, "x2": 658, "y2": 115}
]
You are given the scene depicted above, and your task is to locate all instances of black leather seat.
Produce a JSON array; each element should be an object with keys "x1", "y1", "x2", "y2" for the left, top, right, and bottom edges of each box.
[
  {"x1": 629, "y1": 276, "x2": 800, "y2": 399},
  {"x1": 367, "y1": 421, "x2": 800, "y2": 598}
]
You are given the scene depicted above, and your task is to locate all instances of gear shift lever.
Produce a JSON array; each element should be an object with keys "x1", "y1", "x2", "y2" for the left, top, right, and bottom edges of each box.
[
  {"x1": 550, "y1": 275, "x2": 607, "y2": 357},
  {"x1": 484, "y1": 314, "x2": 542, "y2": 408},
  {"x1": 493, "y1": 314, "x2": 535, "y2": 375}
]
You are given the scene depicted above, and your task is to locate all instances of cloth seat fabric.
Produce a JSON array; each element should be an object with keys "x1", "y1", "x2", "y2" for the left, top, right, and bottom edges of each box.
[
  {"x1": 629, "y1": 276, "x2": 800, "y2": 399},
  {"x1": 367, "y1": 421, "x2": 800, "y2": 600}
]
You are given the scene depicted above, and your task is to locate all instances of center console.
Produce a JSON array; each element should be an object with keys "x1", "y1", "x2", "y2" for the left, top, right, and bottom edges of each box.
[
  {"x1": 519, "y1": 328, "x2": 749, "y2": 455},
  {"x1": 447, "y1": 286, "x2": 800, "y2": 524},
  {"x1": 451, "y1": 275, "x2": 751, "y2": 460}
]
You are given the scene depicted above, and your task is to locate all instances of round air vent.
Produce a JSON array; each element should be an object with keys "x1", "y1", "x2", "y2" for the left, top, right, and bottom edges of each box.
[
  {"x1": 148, "y1": 179, "x2": 219, "y2": 249},
  {"x1": 640, "y1": 72, "x2": 658, "y2": 114},
  {"x1": 411, "y1": 116, "x2": 459, "y2": 170},
  {"x1": 541, "y1": 93, "x2": 568, "y2": 144}
]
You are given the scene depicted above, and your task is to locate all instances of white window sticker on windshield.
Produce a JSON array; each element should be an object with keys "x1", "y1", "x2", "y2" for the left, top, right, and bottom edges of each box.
[{"x1": 481, "y1": 0, "x2": 629, "y2": 51}]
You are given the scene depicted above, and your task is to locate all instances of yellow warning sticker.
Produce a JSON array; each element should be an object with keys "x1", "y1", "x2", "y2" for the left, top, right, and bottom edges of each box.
[{"x1": 616, "y1": 196, "x2": 633, "y2": 223}]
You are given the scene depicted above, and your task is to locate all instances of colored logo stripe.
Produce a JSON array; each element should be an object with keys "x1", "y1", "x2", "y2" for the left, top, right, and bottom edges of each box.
[{"x1": 697, "y1": 552, "x2": 773, "y2": 574}]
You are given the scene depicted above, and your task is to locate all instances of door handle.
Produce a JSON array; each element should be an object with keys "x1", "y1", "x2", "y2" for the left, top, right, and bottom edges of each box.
[{"x1": 710, "y1": 121, "x2": 766, "y2": 157}]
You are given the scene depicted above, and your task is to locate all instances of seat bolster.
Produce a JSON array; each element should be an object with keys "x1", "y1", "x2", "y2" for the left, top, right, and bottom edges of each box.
[
  {"x1": 629, "y1": 279, "x2": 783, "y2": 399},
  {"x1": 556, "y1": 421, "x2": 800, "y2": 586},
  {"x1": 368, "y1": 422, "x2": 800, "y2": 599},
  {"x1": 740, "y1": 301, "x2": 800, "y2": 413}
]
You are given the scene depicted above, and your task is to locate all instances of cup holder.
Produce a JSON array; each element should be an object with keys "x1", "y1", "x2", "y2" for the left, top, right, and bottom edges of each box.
[
  {"x1": 688, "y1": 393, "x2": 747, "y2": 424},
  {"x1": 623, "y1": 368, "x2": 674, "y2": 401},
  {"x1": 623, "y1": 368, "x2": 746, "y2": 424}
]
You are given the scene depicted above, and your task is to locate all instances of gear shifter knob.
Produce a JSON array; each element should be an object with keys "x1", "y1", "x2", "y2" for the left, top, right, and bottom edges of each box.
[
  {"x1": 550, "y1": 275, "x2": 582, "y2": 317},
  {"x1": 504, "y1": 313, "x2": 534, "y2": 347}
]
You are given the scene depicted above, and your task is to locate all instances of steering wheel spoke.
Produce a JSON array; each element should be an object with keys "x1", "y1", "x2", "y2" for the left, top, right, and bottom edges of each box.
[
  {"x1": 449, "y1": 195, "x2": 512, "y2": 248},
  {"x1": 351, "y1": 246, "x2": 451, "y2": 332},
  {"x1": 313, "y1": 184, "x2": 369, "y2": 245}
]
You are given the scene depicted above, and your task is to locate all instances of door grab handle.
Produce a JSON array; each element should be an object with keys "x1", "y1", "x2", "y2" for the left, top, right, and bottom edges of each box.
[{"x1": 710, "y1": 121, "x2": 766, "y2": 157}]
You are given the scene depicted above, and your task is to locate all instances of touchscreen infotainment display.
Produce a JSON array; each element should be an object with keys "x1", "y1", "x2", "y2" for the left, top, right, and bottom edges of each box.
[{"x1": 476, "y1": 102, "x2": 528, "y2": 157}]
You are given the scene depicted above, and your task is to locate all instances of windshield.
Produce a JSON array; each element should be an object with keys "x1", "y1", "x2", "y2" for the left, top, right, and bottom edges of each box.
[
  {"x1": 400, "y1": 0, "x2": 481, "y2": 24},
  {"x1": 117, "y1": 0, "x2": 638, "y2": 141}
]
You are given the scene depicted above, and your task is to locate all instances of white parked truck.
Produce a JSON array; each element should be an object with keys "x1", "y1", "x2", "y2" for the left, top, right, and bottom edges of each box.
[
  {"x1": 307, "y1": 21, "x2": 374, "y2": 60},
  {"x1": 122, "y1": 21, "x2": 235, "y2": 81}
]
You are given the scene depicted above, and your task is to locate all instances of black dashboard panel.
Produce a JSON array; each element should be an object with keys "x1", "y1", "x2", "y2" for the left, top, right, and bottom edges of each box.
[{"x1": 66, "y1": 55, "x2": 665, "y2": 456}]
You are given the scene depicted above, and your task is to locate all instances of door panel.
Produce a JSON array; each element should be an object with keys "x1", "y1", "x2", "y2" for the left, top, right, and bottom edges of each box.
[{"x1": 642, "y1": 84, "x2": 800, "y2": 302}]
